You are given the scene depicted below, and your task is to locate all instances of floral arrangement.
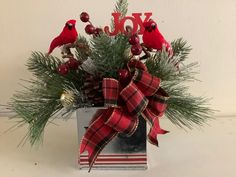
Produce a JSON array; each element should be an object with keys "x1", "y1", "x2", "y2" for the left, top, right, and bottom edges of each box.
[{"x1": 7, "y1": 0, "x2": 213, "y2": 171}]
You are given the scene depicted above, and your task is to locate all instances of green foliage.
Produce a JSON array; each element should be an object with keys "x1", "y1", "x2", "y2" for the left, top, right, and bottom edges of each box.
[
  {"x1": 9, "y1": 52, "x2": 85, "y2": 145},
  {"x1": 27, "y1": 52, "x2": 62, "y2": 79},
  {"x1": 146, "y1": 38, "x2": 213, "y2": 128},
  {"x1": 146, "y1": 38, "x2": 195, "y2": 82},
  {"x1": 165, "y1": 85, "x2": 213, "y2": 128},
  {"x1": 91, "y1": 0, "x2": 129, "y2": 78},
  {"x1": 75, "y1": 35, "x2": 90, "y2": 61},
  {"x1": 10, "y1": 79, "x2": 63, "y2": 145},
  {"x1": 114, "y1": 0, "x2": 128, "y2": 17},
  {"x1": 28, "y1": 52, "x2": 84, "y2": 89},
  {"x1": 91, "y1": 33, "x2": 130, "y2": 78},
  {"x1": 111, "y1": 0, "x2": 128, "y2": 28},
  {"x1": 171, "y1": 38, "x2": 192, "y2": 63}
]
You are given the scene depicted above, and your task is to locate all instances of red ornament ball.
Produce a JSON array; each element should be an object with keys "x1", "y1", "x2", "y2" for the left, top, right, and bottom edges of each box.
[
  {"x1": 85, "y1": 24, "x2": 95, "y2": 35},
  {"x1": 129, "y1": 34, "x2": 140, "y2": 45},
  {"x1": 66, "y1": 58, "x2": 80, "y2": 70},
  {"x1": 57, "y1": 63, "x2": 69, "y2": 75},
  {"x1": 80, "y1": 12, "x2": 90, "y2": 23},
  {"x1": 131, "y1": 44, "x2": 142, "y2": 55}
]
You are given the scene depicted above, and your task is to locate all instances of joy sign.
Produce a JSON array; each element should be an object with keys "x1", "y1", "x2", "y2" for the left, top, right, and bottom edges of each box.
[{"x1": 104, "y1": 12, "x2": 152, "y2": 36}]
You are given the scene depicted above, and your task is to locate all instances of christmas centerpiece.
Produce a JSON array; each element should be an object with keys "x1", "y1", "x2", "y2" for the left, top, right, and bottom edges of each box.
[{"x1": 7, "y1": 0, "x2": 213, "y2": 172}]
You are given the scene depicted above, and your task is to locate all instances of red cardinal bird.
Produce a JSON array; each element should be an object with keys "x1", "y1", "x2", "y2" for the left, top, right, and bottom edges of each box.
[
  {"x1": 48, "y1": 19, "x2": 78, "y2": 55},
  {"x1": 142, "y1": 19, "x2": 172, "y2": 54}
]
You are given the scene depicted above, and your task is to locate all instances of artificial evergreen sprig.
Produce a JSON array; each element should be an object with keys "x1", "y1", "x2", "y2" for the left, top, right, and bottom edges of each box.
[
  {"x1": 165, "y1": 84, "x2": 213, "y2": 129},
  {"x1": 9, "y1": 52, "x2": 86, "y2": 145},
  {"x1": 171, "y1": 38, "x2": 192, "y2": 63},
  {"x1": 145, "y1": 38, "x2": 213, "y2": 128},
  {"x1": 75, "y1": 35, "x2": 91, "y2": 61},
  {"x1": 111, "y1": 0, "x2": 128, "y2": 28},
  {"x1": 28, "y1": 52, "x2": 84, "y2": 89},
  {"x1": 27, "y1": 52, "x2": 61, "y2": 79},
  {"x1": 91, "y1": 33, "x2": 130, "y2": 78},
  {"x1": 9, "y1": 79, "x2": 64, "y2": 145},
  {"x1": 114, "y1": 0, "x2": 128, "y2": 17},
  {"x1": 146, "y1": 38, "x2": 196, "y2": 82}
]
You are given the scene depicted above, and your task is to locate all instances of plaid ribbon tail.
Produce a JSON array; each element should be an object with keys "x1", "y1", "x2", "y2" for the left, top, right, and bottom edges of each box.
[
  {"x1": 148, "y1": 118, "x2": 169, "y2": 146},
  {"x1": 79, "y1": 109, "x2": 118, "y2": 172},
  {"x1": 142, "y1": 108, "x2": 169, "y2": 146},
  {"x1": 141, "y1": 87, "x2": 170, "y2": 146}
]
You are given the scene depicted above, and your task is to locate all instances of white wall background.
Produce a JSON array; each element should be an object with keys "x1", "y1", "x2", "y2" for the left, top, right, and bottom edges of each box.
[{"x1": 0, "y1": 0, "x2": 236, "y2": 116}]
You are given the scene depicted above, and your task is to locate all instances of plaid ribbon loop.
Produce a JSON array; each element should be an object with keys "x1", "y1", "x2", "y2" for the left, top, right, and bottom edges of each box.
[
  {"x1": 133, "y1": 69, "x2": 160, "y2": 96},
  {"x1": 127, "y1": 59, "x2": 147, "y2": 72},
  {"x1": 148, "y1": 88, "x2": 169, "y2": 117},
  {"x1": 80, "y1": 60, "x2": 169, "y2": 171},
  {"x1": 102, "y1": 78, "x2": 119, "y2": 107},
  {"x1": 120, "y1": 82, "x2": 148, "y2": 116}
]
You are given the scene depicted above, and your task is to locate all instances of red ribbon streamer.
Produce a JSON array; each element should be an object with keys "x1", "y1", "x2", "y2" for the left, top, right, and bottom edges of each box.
[{"x1": 80, "y1": 59, "x2": 169, "y2": 171}]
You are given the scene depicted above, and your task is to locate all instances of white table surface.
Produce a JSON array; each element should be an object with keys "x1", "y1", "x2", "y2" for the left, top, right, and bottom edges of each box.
[{"x1": 0, "y1": 115, "x2": 235, "y2": 177}]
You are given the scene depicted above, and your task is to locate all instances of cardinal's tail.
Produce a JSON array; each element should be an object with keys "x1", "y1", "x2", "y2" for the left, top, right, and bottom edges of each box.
[{"x1": 48, "y1": 36, "x2": 62, "y2": 54}]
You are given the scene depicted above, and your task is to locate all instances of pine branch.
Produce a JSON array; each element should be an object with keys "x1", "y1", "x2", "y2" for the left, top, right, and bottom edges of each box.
[
  {"x1": 170, "y1": 38, "x2": 192, "y2": 63},
  {"x1": 114, "y1": 0, "x2": 128, "y2": 17},
  {"x1": 91, "y1": 33, "x2": 130, "y2": 78},
  {"x1": 145, "y1": 39, "x2": 214, "y2": 128},
  {"x1": 9, "y1": 79, "x2": 63, "y2": 145},
  {"x1": 146, "y1": 39, "x2": 197, "y2": 82},
  {"x1": 163, "y1": 83, "x2": 213, "y2": 129},
  {"x1": 75, "y1": 35, "x2": 90, "y2": 61},
  {"x1": 28, "y1": 52, "x2": 84, "y2": 89},
  {"x1": 27, "y1": 52, "x2": 62, "y2": 79},
  {"x1": 8, "y1": 52, "x2": 87, "y2": 145},
  {"x1": 111, "y1": 0, "x2": 128, "y2": 29}
]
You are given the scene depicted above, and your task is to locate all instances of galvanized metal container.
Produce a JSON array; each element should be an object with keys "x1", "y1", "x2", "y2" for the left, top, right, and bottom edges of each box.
[{"x1": 76, "y1": 108, "x2": 147, "y2": 170}]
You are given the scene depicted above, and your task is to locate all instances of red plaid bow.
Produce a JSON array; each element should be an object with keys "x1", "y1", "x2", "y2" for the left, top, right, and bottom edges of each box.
[{"x1": 80, "y1": 60, "x2": 169, "y2": 171}]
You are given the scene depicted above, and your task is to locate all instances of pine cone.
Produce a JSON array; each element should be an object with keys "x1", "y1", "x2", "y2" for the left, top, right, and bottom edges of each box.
[{"x1": 82, "y1": 74, "x2": 104, "y2": 106}]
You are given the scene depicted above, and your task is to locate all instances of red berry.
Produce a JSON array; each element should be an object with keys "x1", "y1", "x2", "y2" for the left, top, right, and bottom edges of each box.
[
  {"x1": 131, "y1": 44, "x2": 142, "y2": 55},
  {"x1": 57, "y1": 63, "x2": 69, "y2": 75},
  {"x1": 129, "y1": 34, "x2": 140, "y2": 45},
  {"x1": 80, "y1": 12, "x2": 90, "y2": 23},
  {"x1": 94, "y1": 28, "x2": 103, "y2": 36},
  {"x1": 66, "y1": 58, "x2": 80, "y2": 70},
  {"x1": 118, "y1": 69, "x2": 131, "y2": 86},
  {"x1": 85, "y1": 24, "x2": 95, "y2": 35},
  {"x1": 128, "y1": 59, "x2": 137, "y2": 66}
]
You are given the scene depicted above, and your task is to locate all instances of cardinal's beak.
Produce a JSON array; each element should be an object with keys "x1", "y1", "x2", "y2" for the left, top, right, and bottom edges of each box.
[
  {"x1": 67, "y1": 23, "x2": 73, "y2": 30},
  {"x1": 145, "y1": 26, "x2": 152, "y2": 32}
]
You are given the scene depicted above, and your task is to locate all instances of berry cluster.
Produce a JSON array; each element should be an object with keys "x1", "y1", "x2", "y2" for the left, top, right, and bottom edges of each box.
[
  {"x1": 128, "y1": 34, "x2": 142, "y2": 56},
  {"x1": 57, "y1": 58, "x2": 81, "y2": 75},
  {"x1": 80, "y1": 12, "x2": 103, "y2": 36}
]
